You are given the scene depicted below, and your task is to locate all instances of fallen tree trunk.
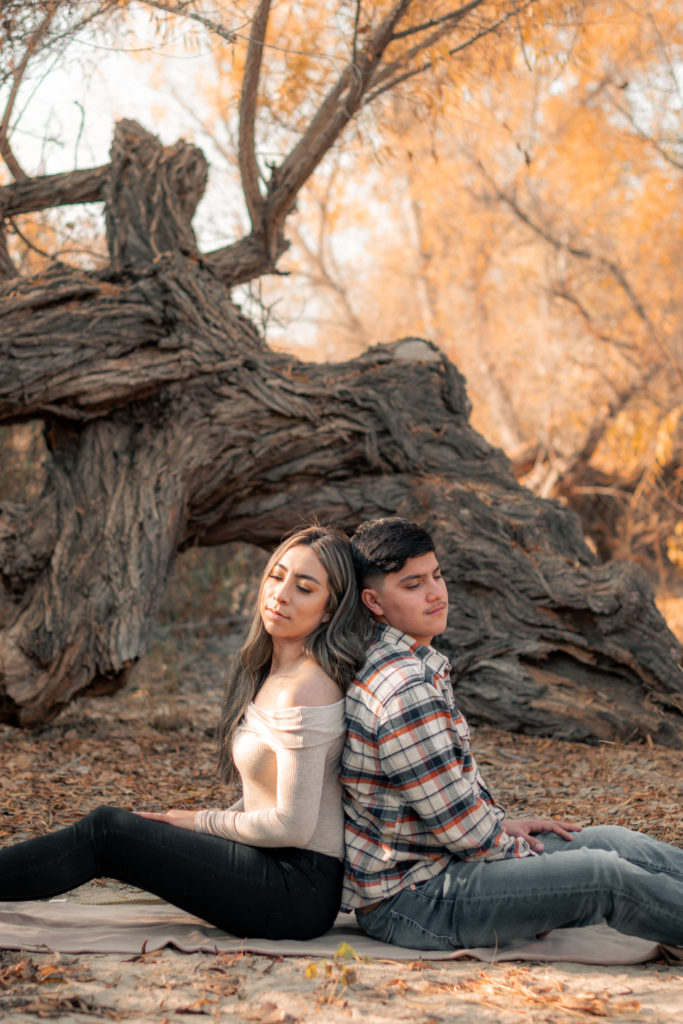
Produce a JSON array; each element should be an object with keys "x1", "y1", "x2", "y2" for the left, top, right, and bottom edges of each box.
[{"x1": 1, "y1": 120, "x2": 682, "y2": 742}]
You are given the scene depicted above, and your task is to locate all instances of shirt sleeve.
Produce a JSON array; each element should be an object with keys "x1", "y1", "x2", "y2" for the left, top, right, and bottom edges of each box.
[
  {"x1": 194, "y1": 739, "x2": 329, "y2": 848},
  {"x1": 376, "y1": 677, "x2": 527, "y2": 860}
]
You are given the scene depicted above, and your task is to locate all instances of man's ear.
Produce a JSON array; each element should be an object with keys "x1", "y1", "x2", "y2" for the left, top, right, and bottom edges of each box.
[{"x1": 361, "y1": 587, "x2": 384, "y2": 618}]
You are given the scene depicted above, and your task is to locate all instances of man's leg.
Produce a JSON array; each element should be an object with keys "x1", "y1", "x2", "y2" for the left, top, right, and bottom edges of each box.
[
  {"x1": 358, "y1": 827, "x2": 683, "y2": 950},
  {"x1": 539, "y1": 824, "x2": 683, "y2": 880}
]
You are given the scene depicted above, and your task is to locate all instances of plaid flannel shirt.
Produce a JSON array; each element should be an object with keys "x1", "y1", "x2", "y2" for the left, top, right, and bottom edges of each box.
[{"x1": 340, "y1": 623, "x2": 531, "y2": 910}]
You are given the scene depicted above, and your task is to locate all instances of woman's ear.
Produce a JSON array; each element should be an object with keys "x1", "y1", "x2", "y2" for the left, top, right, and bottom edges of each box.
[{"x1": 361, "y1": 587, "x2": 384, "y2": 617}]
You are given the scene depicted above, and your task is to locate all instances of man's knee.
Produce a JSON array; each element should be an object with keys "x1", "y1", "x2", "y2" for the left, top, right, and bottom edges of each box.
[{"x1": 570, "y1": 824, "x2": 638, "y2": 852}]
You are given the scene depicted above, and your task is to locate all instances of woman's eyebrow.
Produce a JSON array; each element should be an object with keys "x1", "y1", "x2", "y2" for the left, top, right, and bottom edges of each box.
[{"x1": 272, "y1": 561, "x2": 321, "y2": 584}]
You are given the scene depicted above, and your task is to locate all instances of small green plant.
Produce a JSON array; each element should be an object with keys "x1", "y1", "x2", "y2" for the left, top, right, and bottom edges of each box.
[{"x1": 304, "y1": 942, "x2": 367, "y2": 1005}]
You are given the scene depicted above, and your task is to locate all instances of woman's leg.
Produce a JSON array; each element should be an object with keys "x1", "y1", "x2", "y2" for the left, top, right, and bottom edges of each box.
[
  {"x1": 0, "y1": 805, "x2": 342, "y2": 940},
  {"x1": 358, "y1": 827, "x2": 683, "y2": 950}
]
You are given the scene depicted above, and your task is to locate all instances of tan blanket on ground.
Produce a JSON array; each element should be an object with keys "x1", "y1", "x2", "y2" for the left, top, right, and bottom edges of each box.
[{"x1": 0, "y1": 898, "x2": 664, "y2": 963}]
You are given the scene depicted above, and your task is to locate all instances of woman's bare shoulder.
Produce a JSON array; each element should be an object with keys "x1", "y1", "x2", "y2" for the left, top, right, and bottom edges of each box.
[{"x1": 278, "y1": 661, "x2": 342, "y2": 708}]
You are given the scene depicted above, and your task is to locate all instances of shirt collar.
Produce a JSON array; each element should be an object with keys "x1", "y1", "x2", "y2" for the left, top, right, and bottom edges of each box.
[{"x1": 371, "y1": 620, "x2": 451, "y2": 677}]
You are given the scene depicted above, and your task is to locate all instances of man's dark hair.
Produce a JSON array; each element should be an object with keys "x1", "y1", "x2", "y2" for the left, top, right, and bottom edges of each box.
[{"x1": 351, "y1": 517, "x2": 435, "y2": 587}]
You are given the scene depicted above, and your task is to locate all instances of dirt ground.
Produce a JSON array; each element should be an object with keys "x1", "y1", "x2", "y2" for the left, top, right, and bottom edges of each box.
[{"x1": 1, "y1": 623, "x2": 682, "y2": 1022}]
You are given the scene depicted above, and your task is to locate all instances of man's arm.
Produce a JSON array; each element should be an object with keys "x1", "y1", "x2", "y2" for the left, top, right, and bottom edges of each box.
[
  {"x1": 376, "y1": 680, "x2": 528, "y2": 860},
  {"x1": 502, "y1": 817, "x2": 581, "y2": 852}
]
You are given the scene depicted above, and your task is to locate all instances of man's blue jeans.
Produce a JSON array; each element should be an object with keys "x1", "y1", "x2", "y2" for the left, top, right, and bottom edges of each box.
[{"x1": 357, "y1": 826, "x2": 683, "y2": 949}]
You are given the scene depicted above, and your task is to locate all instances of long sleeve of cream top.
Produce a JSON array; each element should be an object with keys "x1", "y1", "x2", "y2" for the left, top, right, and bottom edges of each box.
[{"x1": 194, "y1": 700, "x2": 345, "y2": 859}]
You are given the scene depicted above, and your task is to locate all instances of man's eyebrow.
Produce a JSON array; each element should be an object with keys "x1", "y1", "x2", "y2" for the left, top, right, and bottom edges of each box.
[
  {"x1": 272, "y1": 561, "x2": 322, "y2": 584},
  {"x1": 398, "y1": 566, "x2": 441, "y2": 583}
]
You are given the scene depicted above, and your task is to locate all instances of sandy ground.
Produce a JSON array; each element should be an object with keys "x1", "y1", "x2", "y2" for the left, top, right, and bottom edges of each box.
[
  {"x1": 1, "y1": 624, "x2": 682, "y2": 1022},
  {"x1": 1, "y1": 940, "x2": 682, "y2": 1022}
]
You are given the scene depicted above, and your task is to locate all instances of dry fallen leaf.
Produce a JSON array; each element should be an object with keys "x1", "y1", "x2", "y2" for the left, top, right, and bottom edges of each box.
[{"x1": 242, "y1": 1002, "x2": 299, "y2": 1023}]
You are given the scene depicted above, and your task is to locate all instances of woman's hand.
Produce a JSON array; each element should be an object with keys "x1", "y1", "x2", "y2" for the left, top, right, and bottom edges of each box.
[
  {"x1": 135, "y1": 809, "x2": 197, "y2": 831},
  {"x1": 502, "y1": 817, "x2": 582, "y2": 853}
]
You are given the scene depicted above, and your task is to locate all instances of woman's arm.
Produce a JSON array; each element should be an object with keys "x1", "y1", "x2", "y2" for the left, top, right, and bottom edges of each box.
[
  {"x1": 138, "y1": 706, "x2": 341, "y2": 848},
  {"x1": 137, "y1": 809, "x2": 197, "y2": 830},
  {"x1": 136, "y1": 796, "x2": 244, "y2": 831},
  {"x1": 194, "y1": 738, "x2": 332, "y2": 847}
]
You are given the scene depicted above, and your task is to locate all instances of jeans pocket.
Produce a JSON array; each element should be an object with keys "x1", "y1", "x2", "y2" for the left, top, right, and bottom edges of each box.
[
  {"x1": 361, "y1": 901, "x2": 453, "y2": 951},
  {"x1": 384, "y1": 909, "x2": 454, "y2": 951}
]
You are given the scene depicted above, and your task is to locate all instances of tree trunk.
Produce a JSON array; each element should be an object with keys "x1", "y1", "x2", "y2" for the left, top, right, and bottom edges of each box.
[{"x1": 1, "y1": 121, "x2": 682, "y2": 742}]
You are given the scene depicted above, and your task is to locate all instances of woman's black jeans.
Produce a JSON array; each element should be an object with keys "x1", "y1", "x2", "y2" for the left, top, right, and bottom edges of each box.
[{"x1": 0, "y1": 805, "x2": 343, "y2": 940}]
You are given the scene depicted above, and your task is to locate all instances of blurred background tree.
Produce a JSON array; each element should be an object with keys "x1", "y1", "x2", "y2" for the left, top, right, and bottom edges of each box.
[{"x1": 242, "y1": 0, "x2": 682, "y2": 597}]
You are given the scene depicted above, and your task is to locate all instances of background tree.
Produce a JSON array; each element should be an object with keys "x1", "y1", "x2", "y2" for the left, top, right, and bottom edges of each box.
[
  {"x1": 261, "y1": 1, "x2": 683, "y2": 583},
  {"x1": 1, "y1": 0, "x2": 682, "y2": 745}
]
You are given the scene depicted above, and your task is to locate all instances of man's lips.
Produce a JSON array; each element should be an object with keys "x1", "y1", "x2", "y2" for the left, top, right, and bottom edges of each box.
[{"x1": 426, "y1": 603, "x2": 447, "y2": 616}]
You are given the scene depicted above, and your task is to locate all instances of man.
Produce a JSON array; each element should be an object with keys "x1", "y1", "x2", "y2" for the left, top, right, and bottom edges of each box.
[{"x1": 340, "y1": 516, "x2": 683, "y2": 950}]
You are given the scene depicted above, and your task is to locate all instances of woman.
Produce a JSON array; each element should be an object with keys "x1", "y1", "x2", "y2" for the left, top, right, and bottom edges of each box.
[{"x1": 0, "y1": 525, "x2": 366, "y2": 940}]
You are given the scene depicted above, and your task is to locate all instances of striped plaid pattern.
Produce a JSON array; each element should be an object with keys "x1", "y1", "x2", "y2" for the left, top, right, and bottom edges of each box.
[{"x1": 340, "y1": 623, "x2": 531, "y2": 910}]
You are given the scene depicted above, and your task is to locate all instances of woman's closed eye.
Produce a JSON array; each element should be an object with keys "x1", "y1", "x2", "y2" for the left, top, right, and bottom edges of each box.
[{"x1": 269, "y1": 571, "x2": 313, "y2": 594}]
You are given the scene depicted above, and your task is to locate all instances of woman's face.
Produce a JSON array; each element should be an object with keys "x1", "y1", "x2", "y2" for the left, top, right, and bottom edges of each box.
[{"x1": 260, "y1": 544, "x2": 332, "y2": 644}]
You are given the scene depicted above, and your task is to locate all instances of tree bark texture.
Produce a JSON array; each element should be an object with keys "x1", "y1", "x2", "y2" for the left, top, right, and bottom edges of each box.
[{"x1": 1, "y1": 121, "x2": 682, "y2": 741}]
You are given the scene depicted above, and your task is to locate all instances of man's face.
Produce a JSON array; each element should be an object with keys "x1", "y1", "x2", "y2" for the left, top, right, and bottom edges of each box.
[{"x1": 361, "y1": 551, "x2": 448, "y2": 647}]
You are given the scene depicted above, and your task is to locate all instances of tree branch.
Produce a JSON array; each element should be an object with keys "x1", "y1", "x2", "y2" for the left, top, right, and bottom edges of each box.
[
  {"x1": 234, "y1": 0, "x2": 414, "y2": 267},
  {"x1": 475, "y1": 158, "x2": 657, "y2": 341},
  {"x1": 138, "y1": 0, "x2": 238, "y2": 44},
  {"x1": 390, "y1": 0, "x2": 484, "y2": 41},
  {"x1": 383, "y1": 2, "x2": 485, "y2": 79},
  {"x1": 206, "y1": 0, "x2": 413, "y2": 279},
  {"x1": 0, "y1": 1, "x2": 60, "y2": 181},
  {"x1": 572, "y1": 366, "x2": 661, "y2": 469},
  {"x1": 208, "y1": 0, "x2": 528, "y2": 284},
  {"x1": 365, "y1": 0, "x2": 532, "y2": 103},
  {"x1": 0, "y1": 165, "x2": 109, "y2": 216},
  {"x1": 0, "y1": 224, "x2": 18, "y2": 281},
  {"x1": 608, "y1": 90, "x2": 683, "y2": 171},
  {"x1": 351, "y1": 0, "x2": 362, "y2": 63},
  {"x1": 206, "y1": 230, "x2": 290, "y2": 286},
  {"x1": 287, "y1": 218, "x2": 370, "y2": 346},
  {"x1": 238, "y1": 0, "x2": 272, "y2": 231}
]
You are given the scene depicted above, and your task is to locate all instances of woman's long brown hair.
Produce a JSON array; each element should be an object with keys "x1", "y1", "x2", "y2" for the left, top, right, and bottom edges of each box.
[{"x1": 217, "y1": 525, "x2": 366, "y2": 784}]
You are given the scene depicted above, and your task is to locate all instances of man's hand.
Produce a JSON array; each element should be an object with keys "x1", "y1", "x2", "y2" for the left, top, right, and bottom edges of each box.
[
  {"x1": 135, "y1": 809, "x2": 197, "y2": 831},
  {"x1": 502, "y1": 817, "x2": 582, "y2": 853}
]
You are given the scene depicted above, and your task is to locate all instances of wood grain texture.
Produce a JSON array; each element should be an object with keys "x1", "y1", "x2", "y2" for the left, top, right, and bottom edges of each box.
[{"x1": 1, "y1": 120, "x2": 682, "y2": 738}]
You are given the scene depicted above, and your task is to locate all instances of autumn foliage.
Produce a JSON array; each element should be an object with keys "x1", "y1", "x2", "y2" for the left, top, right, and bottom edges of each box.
[
  {"x1": 248, "y1": 1, "x2": 683, "y2": 585},
  {"x1": 3, "y1": 4, "x2": 680, "y2": 587},
  {"x1": 1, "y1": 2, "x2": 682, "y2": 731}
]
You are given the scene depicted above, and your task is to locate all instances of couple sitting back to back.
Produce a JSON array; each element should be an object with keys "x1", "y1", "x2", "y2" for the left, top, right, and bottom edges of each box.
[{"x1": 1, "y1": 518, "x2": 682, "y2": 950}]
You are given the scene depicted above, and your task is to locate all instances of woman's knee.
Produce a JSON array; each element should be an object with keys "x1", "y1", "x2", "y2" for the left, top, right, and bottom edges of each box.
[{"x1": 81, "y1": 805, "x2": 136, "y2": 841}]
